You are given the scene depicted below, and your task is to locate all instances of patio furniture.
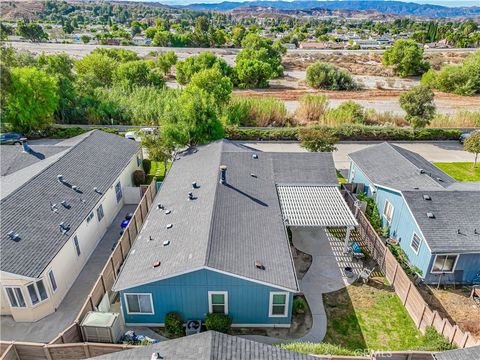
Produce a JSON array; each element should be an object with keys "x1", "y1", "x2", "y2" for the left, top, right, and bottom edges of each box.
[
  {"x1": 351, "y1": 241, "x2": 365, "y2": 262},
  {"x1": 358, "y1": 267, "x2": 375, "y2": 284}
]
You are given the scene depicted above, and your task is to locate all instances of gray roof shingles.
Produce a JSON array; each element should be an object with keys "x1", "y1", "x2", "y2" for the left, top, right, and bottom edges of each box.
[
  {"x1": 402, "y1": 191, "x2": 480, "y2": 253},
  {"x1": 1, "y1": 145, "x2": 69, "y2": 176},
  {"x1": 434, "y1": 345, "x2": 480, "y2": 360},
  {"x1": 90, "y1": 331, "x2": 318, "y2": 360},
  {"x1": 114, "y1": 140, "x2": 339, "y2": 292},
  {"x1": 348, "y1": 142, "x2": 453, "y2": 191},
  {"x1": 0, "y1": 131, "x2": 139, "y2": 278}
]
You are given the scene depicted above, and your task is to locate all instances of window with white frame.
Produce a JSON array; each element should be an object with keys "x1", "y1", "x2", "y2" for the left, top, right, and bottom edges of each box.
[
  {"x1": 269, "y1": 292, "x2": 289, "y2": 317},
  {"x1": 97, "y1": 204, "x2": 104, "y2": 222},
  {"x1": 86, "y1": 211, "x2": 94, "y2": 223},
  {"x1": 48, "y1": 270, "x2": 57, "y2": 292},
  {"x1": 410, "y1": 233, "x2": 422, "y2": 254},
  {"x1": 5, "y1": 287, "x2": 26, "y2": 308},
  {"x1": 73, "y1": 235, "x2": 81, "y2": 256},
  {"x1": 124, "y1": 293, "x2": 154, "y2": 314},
  {"x1": 208, "y1": 291, "x2": 228, "y2": 314},
  {"x1": 383, "y1": 200, "x2": 394, "y2": 223},
  {"x1": 115, "y1": 181, "x2": 123, "y2": 203},
  {"x1": 27, "y1": 280, "x2": 48, "y2": 306},
  {"x1": 432, "y1": 255, "x2": 458, "y2": 273}
]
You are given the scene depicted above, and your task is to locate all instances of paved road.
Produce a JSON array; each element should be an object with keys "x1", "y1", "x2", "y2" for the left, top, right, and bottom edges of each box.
[{"x1": 242, "y1": 141, "x2": 472, "y2": 170}]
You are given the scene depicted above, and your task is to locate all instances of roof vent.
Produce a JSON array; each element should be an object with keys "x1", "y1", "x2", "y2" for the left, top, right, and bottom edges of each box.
[
  {"x1": 157, "y1": 203, "x2": 164, "y2": 210},
  {"x1": 165, "y1": 210, "x2": 171, "y2": 215},
  {"x1": 72, "y1": 185, "x2": 80, "y2": 192},
  {"x1": 475, "y1": 229, "x2": 479, "y2": 235},
  {"x1": 252, "y1": 154, "x2": 258, "y2": 159},
  {"x1": 423, "y1": 194, "x2": 431, "y2": 201},
  {"x1": 151, "y1": 352, "x2": 163, "y2": 360},
  {"x1": 427, "y1": 212, "x2": 435, "y2": 219},
  {"x1": 153, "y1": 261, "x2": 161, "y2": 268},
  {"x1": 163, "y1": 240, "x2": 170, "y2": 247},
  {"x1": 61, "y1": 200, "x2": 71, "y2": 209},
  {"x1": 93, "y1": 187, "x2": 102, "y2": 194},
  {"x1": 57, "y1": 175, "x2": 64, "y2": 183},
  {"x1": 255, "y1": 260, "x2": 265, "y2": 270},
  {"x1": 188, "y1": 192, "x2": 195, "y2": 201},
  {"x1": 457, "y1": 229, "x2": 462, "y2": 235},
  {"x1": 166, "y1": 224, "x2": 173, "y2": 229},
  {"x1": 413, "y1": 186, "x2": 419, "y2": 190},
  {"x1": 80, "y1": 198, "x2": 86, "y2": 204},
  {"x1": 7, "y1": 231, "x2": 20, "y2": 241},
  {"x1": 250, "y1": 173, "x2": 257, "y2": 178},
  {"x1": 149, "y1": 236, "x2": 154, "y2": 241},
  {"x1": 50, "y1": 202, "x2": 58, "y2": 213},
  {"x1": 192, "y1": 182, "x2": 198, "y2": 189},
  {"x1": 59, "y1": 222, "x2": 70, "y2": 234},
  {"x1": 419, "y1": 169, "x2": 425, "y2": 174},
  {"x1": 220, "y1": 165, "x2": 227, "y2": 184},
  {"x1": 436, "y1": 177, "x2": 443, "y2": 182}
]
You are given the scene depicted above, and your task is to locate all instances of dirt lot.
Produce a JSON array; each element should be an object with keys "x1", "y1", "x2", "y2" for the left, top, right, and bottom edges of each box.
[{"x1": 418, "y1": 285, "x2": 480, "y2": 340}]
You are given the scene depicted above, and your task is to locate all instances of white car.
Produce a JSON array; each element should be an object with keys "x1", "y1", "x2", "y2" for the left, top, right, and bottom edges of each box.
[{"x1": 124, "y1": 128, "x2": 157, "y2": 142}]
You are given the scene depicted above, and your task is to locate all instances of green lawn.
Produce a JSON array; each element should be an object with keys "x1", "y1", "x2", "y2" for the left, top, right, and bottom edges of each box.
[
  {"x1": 147, "y1": 161, "x2": 172, "y2": 182},
  {"x1": 336, "y1": 170, "x2": 347, "y2": 185},
  {"x1": 433, "y1": 162, "x2": 480, "y2": 182}
]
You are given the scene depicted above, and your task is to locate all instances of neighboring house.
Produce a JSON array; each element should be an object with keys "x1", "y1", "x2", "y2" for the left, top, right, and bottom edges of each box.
[
  {"x1": 89, "y1": 330, "x2": 316, "y2": 359},
  {"x1": 348, "y1": 142, "x2": 480, "y2": 284},
  {"x1": 434, "y1": 344, "x2": 480, "y2": 360},
  {"x1": 114, "y1": 140, "x2": 356, "y2": 327},
  {"x1": 0, "y1": 131, "x2": 143, "y2": 322}
]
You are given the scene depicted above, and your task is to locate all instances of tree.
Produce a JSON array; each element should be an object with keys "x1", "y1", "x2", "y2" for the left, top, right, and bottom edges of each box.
[
  {"x1": 175, "y1": 52, "x2": 232, "y2": 85},
  {"x1": 399, "y1": 85, "x2": 436, "y2": 129},
  {"x1": 4, "y1": 67, "x2": 58, "y2": 132},
  {"x1": 188, "y1": 68, "x2": 233, "y2": 106},
  {"x1": 162, "y1": 87, "x2": 224, "y2": 147},
  {"x1": 156, "y1": 51, "x2": 177, "y2": 75},
  {"x1": 80, "y1": 35, "x2": 91, "y2": 44},
  {"x1": 0, "y1": 23, "x2": 14, "y2": 41},
  {"x1": 75, "y1": 52, "x2": 118, "y2": 89},
  {"x1": 16, "y1": 20, "x2": 48, "y2": 42},
  {"x1": 298, "y1": 127, "x2": 339, "y2": 152},
  {"x1": 464, "y1": 131, "x2": 480, "y2": 168},
  {"x1": 234, "y1": 58, "x2": 272, "y2": 89},
  {"x1": 152, "y1": 31, "x2": 171, "y2": 47},
  {"x1": 113, "y1": 60, "x2": 165, "y2": 89},
  {"x1": 383, "y1": 40, "x2": 430, "y2": 77},
  {"x1": 141, "y1": 133, "x2": 175, "y2": 178},
  {"x1": 306, "y1": 62, "x2": 356, "y2": 90}
]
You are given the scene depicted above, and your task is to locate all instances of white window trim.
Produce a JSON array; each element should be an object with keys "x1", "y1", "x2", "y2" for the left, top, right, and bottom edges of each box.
[
  {"x1": 269, "y1": 292, "x2": 289, "y2": 318},
  {"x1": 124, "y1": 293, "x2": 154, "y2": 315},
  {"x1": 26, "y1": 280, "x2": 49, "y2": 307},
  {"x1": 410, "y1": 232, "x2": 422, "y2": 255},
  {"x1": 383, "y1": 199, "x2": 394, "y2": 224},
  {"x1": 4, "y1": 286, "x2": 26, "y2": 308},
  {"x1": 48, "y1": 270, "x2": 58, "y2": 293},
  {"x1": 431, "y1": 254, "x2": 459, "y2": 274},
  {"x1": 208, "y1": 291, "x2": 228, "y2": 315}
]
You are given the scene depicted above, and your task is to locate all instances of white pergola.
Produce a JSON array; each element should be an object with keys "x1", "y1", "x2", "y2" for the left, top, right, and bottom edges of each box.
[{"x1": 277, "y1": 185, "x2": 358, "y2": 252}]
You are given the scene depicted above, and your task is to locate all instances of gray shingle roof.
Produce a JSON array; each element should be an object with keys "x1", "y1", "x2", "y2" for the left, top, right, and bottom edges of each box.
[
  {"x1": 89, "y1": 331, "x2": 318, "y2": 360},
  {"x1": 1, "y1": 145, "x2": 69, "y2": 176},
  {"x1": 402, "y1": 191, "x2": 480, "y2": 253},
  {"x1": 434, "y1": 345, "x2": 480, "y2": 360},
  {"x1": 348, "y1": 142, "x2": 453, "y2": 191},
  {"x1": 114, "y1": 140, "x2": 340, "y2": 292},
  {"x1": 0, "y1": 131, "x2": 140, "y2": 278}
]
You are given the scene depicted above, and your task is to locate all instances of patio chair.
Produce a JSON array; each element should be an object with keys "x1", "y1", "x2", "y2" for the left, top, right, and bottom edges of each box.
[
  {"x1": 358, "y1": 267, "x2": 375, "y2": 284},
  {"x1": 350, "y1": 241, "x2": 365, "y2": 262}
]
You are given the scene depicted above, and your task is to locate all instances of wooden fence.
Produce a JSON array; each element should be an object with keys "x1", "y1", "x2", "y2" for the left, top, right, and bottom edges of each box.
[
  {"x1": 50, "y1": 181, "x2": 158, "y2": 345},
  {"x1": 343, "y1": 189, "x2": 480, "y2": 349}
]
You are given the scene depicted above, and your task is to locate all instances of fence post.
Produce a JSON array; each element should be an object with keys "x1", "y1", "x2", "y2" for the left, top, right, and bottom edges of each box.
[
  {"x1": 43, "y1": 345, "x2": 53, "y2": 360},
  {"x1": 83, "y1": 343, "x2": 91, "y2": 357},
  {"x1": 430, "y1": 310, "x2": 438, "y2": 327},
  {"x1": 450, "y1": 325, "x2": 458, "y2": 345},
  {"x1": 417, "y1": 304, "x2": 426, "y2": 329},
  {"x1": 392, "y1": 263, "x2": 399, "y2": 285},
  {"x1": 403, "y1": 282, "x2": 412, "y2": 306},
  {"x1": 110, "y1": 257, "x2": 117, "y2": 278}
]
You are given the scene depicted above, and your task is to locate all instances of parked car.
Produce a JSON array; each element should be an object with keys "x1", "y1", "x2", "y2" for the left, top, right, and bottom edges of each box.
[
  {"x1": 0, "y1": 132, "x2": 23, "y2": 145},
  {"x1": 124, "y1": 128, "x2": 157, "y2": 142},
  {"x1": 460, "y1": 132, "x2": 471, "y2": 143}
]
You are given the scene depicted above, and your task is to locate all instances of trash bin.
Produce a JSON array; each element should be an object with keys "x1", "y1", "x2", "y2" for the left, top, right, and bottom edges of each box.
[{"x1": 344, "y1": 266, "x2": 354, "y2": 278}]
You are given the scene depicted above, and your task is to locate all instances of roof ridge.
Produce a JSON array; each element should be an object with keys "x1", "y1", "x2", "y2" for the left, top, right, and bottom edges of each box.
[{"x1": 0, "y1": 131, "x2": 96, "y2": 203}]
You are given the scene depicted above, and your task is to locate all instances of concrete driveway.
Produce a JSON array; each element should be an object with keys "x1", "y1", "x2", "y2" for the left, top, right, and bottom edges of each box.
[
  {"x1": 242, "y1": 141, "x2": 471, "y2": 170},
  {"x1": 0, "y1": 204, "x2": 137, "y2": 343},
  {"x1": 292, "y1": 227, "x2": 363, "y2": 342}
]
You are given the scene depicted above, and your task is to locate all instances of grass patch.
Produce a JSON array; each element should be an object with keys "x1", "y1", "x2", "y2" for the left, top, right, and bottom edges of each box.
[
  {"x1": 279, "y1": 342, "x2": 357, "y2": 356},
  {"x1": 433, "y1": 162, "x2": 480, "y2": 182},
  {"x1": 336, "y1": 170, "x2": 347, "y2": 185},
  {"x1": 323, "y1": 278, "x2": 425, "y2": 352},
  {"x1": 225, "y1": 96, "x2": 289, "y2": 127},
  {"x1": 149, "y1": 161, "x2": 172, "y2": 182}
]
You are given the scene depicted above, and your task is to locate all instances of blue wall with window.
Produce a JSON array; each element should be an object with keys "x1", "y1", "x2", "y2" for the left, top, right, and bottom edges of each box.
[{"x1": 119, "y1": 269, "x2": 294, "y2": 326}]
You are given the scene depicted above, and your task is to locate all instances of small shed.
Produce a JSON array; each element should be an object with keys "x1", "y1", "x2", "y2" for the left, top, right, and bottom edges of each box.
[{"x1": 80, "y1": 311, "x2": 122, "y2": 343}]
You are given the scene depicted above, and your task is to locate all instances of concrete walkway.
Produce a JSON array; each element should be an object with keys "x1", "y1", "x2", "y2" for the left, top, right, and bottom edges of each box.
[
  {"x1": 0, "y1": 204, "x2": 138, "y2": 343},
  {"x1": 292, "y1": 227, "x2": 362, "y2": 342}
]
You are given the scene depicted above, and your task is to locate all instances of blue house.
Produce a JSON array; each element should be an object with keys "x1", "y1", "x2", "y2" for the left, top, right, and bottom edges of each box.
[
  {"x1": 348, "y1": 142, "x2": 480, "y2": 285},
  {"x1": 114, "y1": 140, "x2": 356, "y2": 327}
]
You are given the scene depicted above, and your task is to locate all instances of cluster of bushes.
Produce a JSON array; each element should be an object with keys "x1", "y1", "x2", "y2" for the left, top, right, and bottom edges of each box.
[
  {"x1": 205, "y1": 313, "x2": 232, "y2": 333},
  {"x1": 165, "y1": 312, "x2": 184, "y2": 337},
  {"x1": 292, "y1": 296, "x2": 307, "y2": 315},
  {"x1": 225, "y1": 125, "x2": 462, "y2": 142},
  {"x1": 421, "y1": 51, "x2": 480, "y2": 96},
  {"x1": 305, "y1": 62, "x2": 357, "y2": 90},
  {"x1": 355, "y1": 192, "x2": 381, "y2": 231},
  {"x1": 429, "y1": 111, "x2": 480, "y2": 128}
]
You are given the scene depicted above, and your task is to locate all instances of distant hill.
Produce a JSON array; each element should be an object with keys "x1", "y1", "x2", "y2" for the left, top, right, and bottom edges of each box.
[{"x1": 180, "y1": 0, "x2": 480, "y2": 18}]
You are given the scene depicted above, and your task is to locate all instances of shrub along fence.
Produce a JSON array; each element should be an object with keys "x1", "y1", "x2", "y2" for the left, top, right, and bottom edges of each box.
[{"x1": 342, "y1": 189, "x2": 480, "y2": 349}]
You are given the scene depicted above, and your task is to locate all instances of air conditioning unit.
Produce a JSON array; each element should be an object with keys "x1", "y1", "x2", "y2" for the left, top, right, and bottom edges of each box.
[{"x1": 80, "y1": 312, "x2": 122, "y2": 343}]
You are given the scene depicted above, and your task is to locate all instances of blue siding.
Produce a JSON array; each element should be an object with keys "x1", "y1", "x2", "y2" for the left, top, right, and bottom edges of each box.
[
  {"x1": 120, "y1": 269, "x2": 293, "y2": 326},
  {"x1": 424, "y1": 253, "x2": 480, "y2": 284},
  {"x1": 375, "y1": 188, "x2": 432, "y2": 277},
  {"x1": 349, "y1": 162, "x2": 373, "y2": 196}
]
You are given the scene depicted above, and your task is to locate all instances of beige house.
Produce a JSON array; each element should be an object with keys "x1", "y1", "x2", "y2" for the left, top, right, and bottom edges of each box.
[{"x1": 0, "y1": 131, "x2": 142, "y2": 322}]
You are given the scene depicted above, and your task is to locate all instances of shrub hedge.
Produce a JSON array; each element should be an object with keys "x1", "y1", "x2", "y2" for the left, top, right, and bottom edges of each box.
[
  {"x1": 164, "y1": 312, "x2": 184, "y2": 337},
  {"x1": 225, "y1": 125, "x2": 462, "y2": 142},
  {"x1": 205, "y1": 313, "x2": 232, "y2": 333}
]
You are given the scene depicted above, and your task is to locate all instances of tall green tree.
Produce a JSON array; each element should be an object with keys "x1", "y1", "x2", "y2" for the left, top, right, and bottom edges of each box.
[
  {"x1": 16, "y1": 21, "x2": 48, "y2": 42},
  {"x1": 75, "y1": 52, "x2": 118, "y2": 89},
  {"x1": 156, "y1": 51, "x2": 177, "y2": 75},
  {"x1": 4, "y1": 67, "x2": 58, "y2": 132},
  {"x1": 399, "y1": 85, "x2": 436, "y2": 129},
  {"x1": 142, "y1": 133, "x2": 175, "y2": 178},
  {"x1": 113, "y1": 60, "x2": 165, "y2": 89},
  {"x1": 188, "y1": 68, "x2": 233, "y2": 106},
  {"x1": 383, "y1": 40, "x2": 430, "y2": 77},
  {"x1": 175, "y1": 52, "x2": 232, "y2": 85},
  {"x1": 464, "y1": 131, "x2": 480, "y2": 168},
  {"x1": 298, "y1": 127, "x2": 339, "y2": 152}
]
